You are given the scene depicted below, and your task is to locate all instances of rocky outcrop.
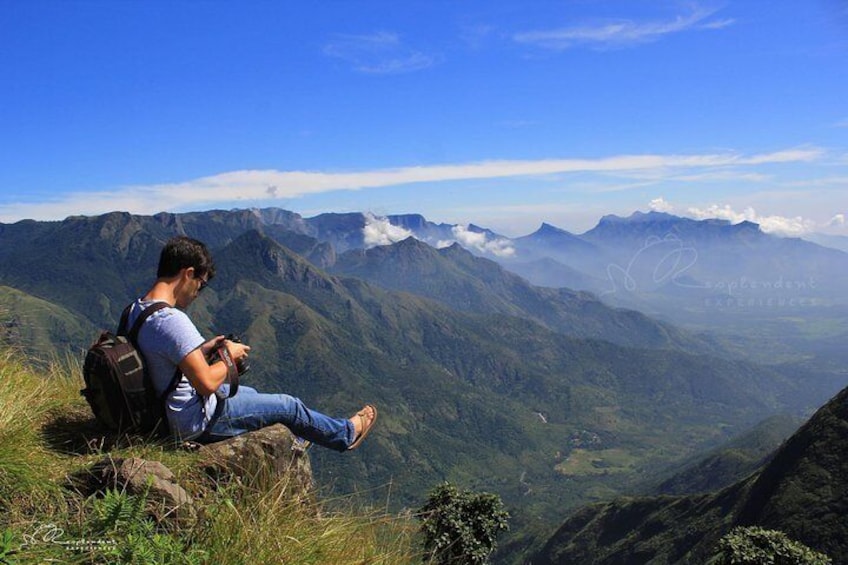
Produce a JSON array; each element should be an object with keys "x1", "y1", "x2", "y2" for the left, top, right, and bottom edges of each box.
[
  {"x1": 73, "y1": 425, "x2": 314, "y2": 525},
  {"x1": 98, "y1": 457, "x2": 195, "y2": 524},
  {"x1": 200, "y1": 424, "x2": 315, "y2": 509}
]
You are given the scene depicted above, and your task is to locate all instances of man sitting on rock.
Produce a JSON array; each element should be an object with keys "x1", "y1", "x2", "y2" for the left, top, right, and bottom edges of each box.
[{"x1": 127, "y1": 235, "x2": 377, "y2": 450}]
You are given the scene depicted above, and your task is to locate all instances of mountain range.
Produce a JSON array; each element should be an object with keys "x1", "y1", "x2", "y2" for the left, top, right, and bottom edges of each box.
[
  {"x1": 328, "y1": 236, "x2": 703, "y2": 351},
  {"x1": 1, "y1": 207, "x2": 846, "y2": 562}
]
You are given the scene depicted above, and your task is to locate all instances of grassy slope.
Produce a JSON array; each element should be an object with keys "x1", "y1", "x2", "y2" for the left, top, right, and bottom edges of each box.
[
  {"x1": 0, "y1": 286, "x2": 96, "y2": 362},
  {"x1": 652, "y1": 414, "x2": 802, "y2": 496},
  {"x1": 0, "y1": 348, "x2": 418, "y2": 564},
  {"x1": 532, "y1": 383, "x2": 848, "y2": 564}
]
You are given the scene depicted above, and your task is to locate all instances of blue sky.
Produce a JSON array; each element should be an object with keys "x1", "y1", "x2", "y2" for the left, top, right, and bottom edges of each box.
[{"x1": 1, "y1": 1, "x2": 847, "y2": 236}]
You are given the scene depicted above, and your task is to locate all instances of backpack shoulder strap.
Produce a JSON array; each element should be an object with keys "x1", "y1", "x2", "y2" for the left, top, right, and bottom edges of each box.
[
  {"x1": 126, "y1": 302, "x2": 171, "y2": 346},
  {"x1": 117, "y1": 304, "x2": 133, "y2": 336},
  {"x1": 126, "y1": 301, "x2": 185, "y2": 413}
]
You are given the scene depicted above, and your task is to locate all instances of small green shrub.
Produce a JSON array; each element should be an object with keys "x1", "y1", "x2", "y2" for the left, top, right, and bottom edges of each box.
[
  {"x1": 0, "y1": 529, "x2": 18, "y2": 564},
  {"x1": 418, "y1": 482, "x2": 509, "y2": 565},
  {"x1": 714, "y1": 526, "x2": 831, "y2": 565},
  {"x1": 86, "y1": 488, "x2": 206, "y2": 565}
]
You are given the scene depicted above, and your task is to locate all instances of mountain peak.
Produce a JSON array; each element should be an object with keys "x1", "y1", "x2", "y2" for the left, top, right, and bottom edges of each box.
[
  {"x1": 585, "y1": 211, "x2": 756, "y2": 240},
  {"x1": 466, "y1": 223, "x2": 502, "y2": 238},
  {"x1": 597, "y1": 211, "x2": 681, "y2": 225},
  {"x1": 394, "y1": 235, "x2": 430, "y2": 249},
  {"x1": 386, "y1": 213, "x2": 429, "y2": 230},
  {"x1": 362, "y1": 235, "x2": 438, "y2": 262},
  {"x1": 733, "y1": 220, "x2": 761, "y2": 231},
  {"x1": 517, "y1": 221, "x2": 591, "y2": 250},
  {"x1": 217, "y1": 229, "x2": 340, "y2": 293},
  {"x1": 534, "y1": 222, "x2": 570, "y2": 236},
  {"x1": 439, "y1": 241, "x2": 468, "y2": 254}
]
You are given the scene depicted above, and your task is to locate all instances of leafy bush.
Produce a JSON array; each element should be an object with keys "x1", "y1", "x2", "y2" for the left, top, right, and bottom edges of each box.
[
  {"x1": 418, "y1": 482, "x2": 509, "y2": 564},
  {"x1": 87, "y1": 487, "x2": 207, "y2": 565},
  {"x1": 713, "y1": 526, "x2": 831, "y2": 565},
  {"x1": 0, "y1": 529, "x2": 17, "y2": 564}
]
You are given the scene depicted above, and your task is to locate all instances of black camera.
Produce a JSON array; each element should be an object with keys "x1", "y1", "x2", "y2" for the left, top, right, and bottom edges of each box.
[
  {"x1": 211, "y1": 334, "x2": 250, "y2": 375},
  {"x1": 224, "y1": 334, "x2": 250, "y2": 375}
]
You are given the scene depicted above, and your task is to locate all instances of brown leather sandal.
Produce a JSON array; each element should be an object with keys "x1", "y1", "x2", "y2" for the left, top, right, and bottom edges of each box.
[{"x1": 348, "y1": 405, "x2": 378, "y2": 450}]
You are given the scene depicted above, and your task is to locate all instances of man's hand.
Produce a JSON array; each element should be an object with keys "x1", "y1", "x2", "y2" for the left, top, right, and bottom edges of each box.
[
  {"x1": 200, "y1": 335, "x2": 226, "y2": 360},
  {"x1": 200, "y1": 335, "x2": 251, "y2": 364},
  {"x1": 224, "y1": 339, "x2": 251, "y2": 366},
  {"x1": 181, "y1": 337, "x2": 251, "y2": 396}
]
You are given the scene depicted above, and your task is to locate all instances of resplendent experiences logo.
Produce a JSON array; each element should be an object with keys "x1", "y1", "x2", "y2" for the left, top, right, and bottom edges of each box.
[{"x1": 601, "y1": 234, "x2": 821, "y2": 309}]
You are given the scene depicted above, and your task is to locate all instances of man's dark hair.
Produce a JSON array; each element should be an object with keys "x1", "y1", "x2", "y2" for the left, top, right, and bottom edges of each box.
[{"x1": 157, "y1": 236, "x2": 216, "y2": 280}]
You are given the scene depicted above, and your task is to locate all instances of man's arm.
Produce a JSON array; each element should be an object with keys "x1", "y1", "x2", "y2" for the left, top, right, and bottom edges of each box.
[{"x1": 179, "y1": 340, "x2": 250, "y2": 396}]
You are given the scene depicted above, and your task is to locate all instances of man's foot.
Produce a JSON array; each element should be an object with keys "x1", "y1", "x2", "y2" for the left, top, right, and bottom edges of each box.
[{"x1": 348, "y1": 404, "x2": 377, "y2": 450}]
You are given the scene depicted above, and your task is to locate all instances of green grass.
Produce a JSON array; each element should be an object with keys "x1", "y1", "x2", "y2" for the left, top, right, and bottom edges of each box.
[
  {"x1": 553, "y1": 448, "x2": 640, "y2": 477},
  {"x1": 0, "y1": 346, "x2": 420, "y2": 564},
  {"x1": 0, "y1": 348, "x2": 69, "y2": 502},
  {"x1": 193, "y1": 485, "x2": 419, "y2": 564}
]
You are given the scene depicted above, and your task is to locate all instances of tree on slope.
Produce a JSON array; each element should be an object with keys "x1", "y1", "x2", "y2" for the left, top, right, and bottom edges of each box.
[
  {"x1": 712, "y1": 526, "x2": 830, "y2": 565},
  {"x1": 418, "y1": 482, "x2": 509, "y2": 564}
]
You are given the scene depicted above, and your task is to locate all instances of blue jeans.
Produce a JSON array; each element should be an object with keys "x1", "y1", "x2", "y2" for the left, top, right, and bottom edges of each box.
[{"x1": 199, "y1": 385, "x2": 355, "y2": 452}]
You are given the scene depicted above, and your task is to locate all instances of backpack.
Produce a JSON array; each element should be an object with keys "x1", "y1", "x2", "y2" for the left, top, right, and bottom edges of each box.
[{"x1": 81, "y1": 302, "x2": 182, "y2": 435}]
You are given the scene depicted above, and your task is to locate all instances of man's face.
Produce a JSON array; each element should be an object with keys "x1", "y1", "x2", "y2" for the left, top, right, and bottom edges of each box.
[{"x1": 176, "y1": 267, "x2": 208, "y2": 309}]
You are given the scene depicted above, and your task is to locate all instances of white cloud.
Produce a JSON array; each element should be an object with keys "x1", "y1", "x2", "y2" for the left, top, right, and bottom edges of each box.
[
  {"x1": 687, "y1": 203, "x2": 749, "y2": 223},
  {"x1": 756, "y1": 216, "x2": 818, "y2": 236},
  {"x1": 649, "y1": 197, "x2": 674, "y2": 213},
  {"x1": 735, "y1": 147, "x2": 822, "y2": 165},
  {"x1": 686, "y1": 204, "x2": 816, "y2": 236},
  {"x1": 828, "y1": 213, "x2": 845, "y2": 227},
  {"x1": 0, "y1": 146, "x2": 825, "y2": 223},
  {"x1": 323, "y1": 32, "x2": 436, "y2": 74},
  {"x1": 438, "y1": 225, "x2": 516, "y2": 257},
  {"x1": 362, "y1": 213, "x2": 415, "y2": 247},
  {"x1": 669, "y1": 171, "x2": 770, "y2": 183},
  {"x1": 785, "y1": 176, "x2": 848, "y2": 188},
  {"x1": 514, "y1": 5, "x2": 734, "y2": 50}
]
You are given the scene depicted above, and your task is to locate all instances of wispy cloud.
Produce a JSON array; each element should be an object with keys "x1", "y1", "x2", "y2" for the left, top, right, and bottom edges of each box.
[
  {"x1": 784, "y1": 176, "x2": 848, "y2": 188},
  {"x1": 323, "y1": 31, "x2": 436, "y2": 74},
  {"x1": 0, "y1": 147, "x2": 824, "y2": 223},
  {"x1": 668, "y1": 171, "x2": 770, "y2": 183},
  {"x1": 834, "y1": 118, "x2": 848, "y2": 128},
  {"x1": 363, "y1": 213, "x2": 415, "y2": 247},
  {"x1": 513, "y1": 5, "x2": 734, "y2": 51},
  {"x1": 564, "y1": 148, "x2": 818, "y2": 191},
  {"x1": 686, "y1": 203, "x2": 816, "y2": 236},
  {"x1": 437, "y1": 225, "x2": 516, "y2": 257},
  {"x1": 649, "y1": 197, "x2": 675, "y2": 213}
]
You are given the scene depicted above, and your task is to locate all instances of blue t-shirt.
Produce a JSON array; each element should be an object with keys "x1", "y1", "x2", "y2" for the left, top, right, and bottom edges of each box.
[{"x1": 127, "y1": 299, "x2": 218, "y2": 441}]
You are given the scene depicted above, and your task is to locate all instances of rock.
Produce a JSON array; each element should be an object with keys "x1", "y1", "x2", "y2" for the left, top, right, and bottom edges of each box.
[
  {"x1": 68, "y1": 425, "x2": 317, "y2": 527},
  {"x1": 199, "y1": 424, "x2": 315, "y2": 509},
  {"x1": 95, "y1": 457, "x2": 195, "y2": 525}
]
